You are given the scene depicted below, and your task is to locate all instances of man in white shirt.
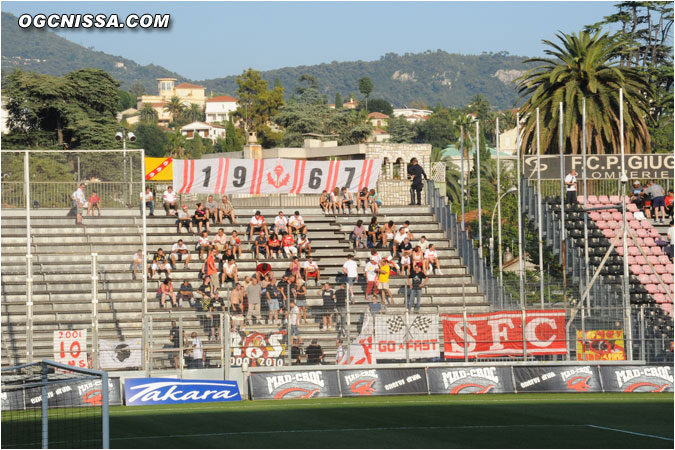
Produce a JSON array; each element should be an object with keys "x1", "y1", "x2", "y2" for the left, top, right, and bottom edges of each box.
[
  {"x1": 274, "y1": 211, "x2": 289, "y2": 235},
  {"x1": 189, "y1": 332, "x2": 204, "y2": 368},
  {"x1": 424, "y1": 244, "x2": 442, "y2": 275},
  {"x1": 170, "y1": 239, "x2": 191, "y2": 269},
  {"x1": 303, "y1": 257, "x2": 321, "y2": 286},
  {"x1": 162, "y1": 186, "x2": 177, "y2": 216},
  {"x1": 369, "y1": 249, "x2": 382, "y2": 265},
  {"x1": 289, "y1": 211, "x2": 308, "y2": 235},
  {"x1": 71, "y1": 183, "x2": 87, "y2": 226},
  {"x1": 289, "y1": 300, "x2": 300, "y2": 336},
  {"x1": 140, "y1": 187, "x2": 155, "y2": 217},
  {"x1": 132, "y1": 249, "x2": 144, "y2": 280},
  {"x1": 364, "y1": 258, "x2": 380, "y2": 302},
  {"x1": 418, "y1": 236, "x2": 430, "y2": 253},
  {"x1": 564, "y1": 169, "x2": 577, "y2": 204},
  {"x1": 248, "y1": 210, "x2": 268, "y2": 240},
  {"x1": 342, "y1": 255, "x2": 359, "y2": 299}
]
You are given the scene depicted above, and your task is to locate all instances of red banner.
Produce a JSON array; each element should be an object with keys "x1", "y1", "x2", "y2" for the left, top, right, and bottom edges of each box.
[{"x1": 442, "y1": 310, "x2": 567, "y2": 359}]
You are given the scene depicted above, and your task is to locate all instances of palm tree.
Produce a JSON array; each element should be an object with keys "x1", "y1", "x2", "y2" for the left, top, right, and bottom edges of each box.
[
  {"x1": 516, "y1": 30, "x2": 652, "y2": 155},
  {"x1": 454, "y1": 114, "x2": 476, "y2": 202},
  {"x1": 181, "y1": 103, "x2": 205, "y2": 124},
  {"x1": 166, "y1": 130, "x2": 187, "y2": 158},
  {"x1": 164, "y1": 96, "x2": 185, "y2": 128},
  {"x1": 139, "y1": 104, "x2": 158, "y2": 124}
]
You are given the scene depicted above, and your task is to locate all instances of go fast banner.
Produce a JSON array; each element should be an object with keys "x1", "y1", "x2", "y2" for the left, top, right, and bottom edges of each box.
[{"x1": 173, "y1": 158, "x2": 382, "y2": 195}]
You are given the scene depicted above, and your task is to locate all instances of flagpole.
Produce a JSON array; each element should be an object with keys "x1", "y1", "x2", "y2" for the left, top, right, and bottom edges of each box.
[
  {"x1": 476, "y1": 121, "x2": 483, "y2": 253},
  {"x1": 516, "y1": 113, "x2": 525, "y2": 308},
  {"x1": 536, "y1": 108, "x2": 544, "y2": 308},
  {"x1": 619, "y1": 88, "x2": 632, "y2": 360},
  {"x1": 582, "y1": 98, "x2": 590, "y2": 307},
  {"x1": 460, "y1": 126, "x2": 465, "y2": 231},
  {"x1": 496, "y1": 118, "x2": 503, "y2": 290},
  {"x1": 559, "y1": 102, "x2": 566, "y2": 310}
]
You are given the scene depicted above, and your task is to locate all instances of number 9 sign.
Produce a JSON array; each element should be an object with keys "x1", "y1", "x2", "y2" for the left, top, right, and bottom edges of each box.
[{"x1": 53, "y1": 329, "x2": 88, "y2": 368}]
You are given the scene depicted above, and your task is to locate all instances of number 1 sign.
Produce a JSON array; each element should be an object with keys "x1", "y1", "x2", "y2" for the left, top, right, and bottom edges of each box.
[{"x1": 53, "y1": 329, "x2": 88, "y2": 368}]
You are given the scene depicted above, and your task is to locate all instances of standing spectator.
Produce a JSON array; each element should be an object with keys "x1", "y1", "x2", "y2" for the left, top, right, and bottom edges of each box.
[
  {"x1": 177, "y1": 205, "x2": 194, "y2": 234},
  {"x1": 291, "y1": 337, "x2": 304, "y2": 365},
  {"x1": 335, "y1": 339, "x2": 345, "y2": 365},
  {"x1": 335, "y1": 283, "x2": 347, "y2": 336},
  {"x1": 206, "y1": 248, "x2": 220, "y2": 294},
  {"x1": 303, "y1": 257, "x2": 321, "y2": 286},
  {"x1": 378, "y1": 259, "x2": 393, "y2": 305},
  {"x1": 230, "y1": 283, "x2": 244, "y2": 317},
  {"x1": 564, "y1": 169, "x2": 578, "y2": 204},
  {"x1": 369, "y1": 189, "x2": 382, "y2": 215},
  {"x1": 140, "y1": 187, "x2": 155, "y2": 217},
  {"x1": 87, "y1": 190, "x2": 101, "y2": 217},
  {"x1": 297, "y1": 234, "x2": 312, "y2": 258},
  {"x1": 221, "y1": 257, "x2": 238, "y2": 286},
  {"x1": 72, "y1": 183, "x2": 86, "y2": 226},
  {"x1": 274, "y1": 211, "x2": 289, "y2": 235},
  {"x1": 424, "y1": 244, "x2": 442, "y2": 275},
  {"x1": 289, "y1": 211, "x2": 308, "y2": 235},
  {"x1": 198, "y1": 231, "x2": 212, "y2": 262},
  {"x1": 369, "y1": 295, "x2": 382, "y2": 315},
  {"x1": 382, "y1": 220, "x2": 396, "y2": 248},
  {"x1": 370, "y1": 249, "x2": 382, "y2": 265},
  {"x1": 245, "y1": 277, "x2": 262, "y2": 325},
  {"x1": 341, "y1": 187, "x2": 355, "y2": 214},
  {"x1": 330, "y1": 187, "x2": 343, "y2": 214},
  {"x1": 248, "y1": 210, "x2": 269, "y2": 240},
  {"x1": 357, "y1": 188, "x2": 370, "y2": 214},
  {"x1": 407, "y1": 157, "x2": 427, "y2": 206},
  {"x1": 158, "y1": 278, "x2": 178, "y2": 308},
  {"x1": 170, "y1": 239, "x2": 191, "y2": 269},
  {"x1": 204, "y1": 195, "x2": 219, "y2": 225},
  {"x1": 213, "y1": 228, "x2": 228, "y2": 254},
  {"x1": 162, "y1": 186, "x2": 177, "y2": 216},
  {"x1": 367, "y1": 216, "x2": 384, "y2": 248},
  {"x1": 365, "y1": 258, "x2": 380, "y2": 302},
  {"x1": 351, "y1": 219, "x2": 366, "y2": 249},
  {"x1": 218, "y1": 195, "x2": 237, "y2": 224},
  {"x1": 194, "y1": 202, "x2": 210, "y2": 233},
  {"x1": 188, "y1": 332, "x2": 204, "y2": 369},
  {"x1": 305, "y1": 339, "x2": 324, "y2": 365},
  {"x1": 268, "y1": 233, "x2": 282, "y2": 259},
  {"x1": 282, "y1": 232, "x2": 298, "y2": 258},
  {"x1": 177, "y1": 280, "x2": 194, "y2": 307},
  {"x1": 254, "y1": 230, "x2": 269, "y2": 260},
  {"x1": 266, "y1": 281, "x2": 281, "y2": 325},
  {"x1": 132, "y1": 249, "x2": 144, "y2": 280},
  {"x1": 295, "y1": 277, "x2": 308, "y2": 324},
  {"x1": 321, "y1": 282, "x2": 335, "y2": 331},
  {"x1": 255, "y1": 261, "x2": 273, "y2": 281},
  {"x1": 342, "y1": 255, "x2": 359, "y2": 300},
  {"x1": 288, "y1": 300, "x2": 300, "y2": 337},
  {"x1": 645, "y1": 180, "x2": 667, "y2": 223},
  {"x1": 319, "y1": 191, "x2": 330, "y2": 214},
  {"x1": 407, "y1": 264, "x2": 427, "y2": 312},
  {"x1": 151, "y1": 248, "x2": 171, "y2": 279},
  {"x1": 169, "y1": 321, "x2": 184, "y2": 368}
]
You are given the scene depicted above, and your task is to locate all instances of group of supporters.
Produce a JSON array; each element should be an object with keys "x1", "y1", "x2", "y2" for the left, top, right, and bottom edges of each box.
[
  {"x1": 630, "y1": 180, "x2": 673, "y2": 224},
  {"x1": 320, "y1": 186, "x2": 382, "y2": 215}
]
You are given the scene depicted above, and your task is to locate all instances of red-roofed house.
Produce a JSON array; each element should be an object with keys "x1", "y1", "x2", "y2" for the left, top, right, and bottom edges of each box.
[
  {"x1": 180, "y1": 121, "x2": 226, "y2": 143},
  {"x1": 367, "y1": 127, "x2": 391, "y2": 143},
  {"x1": 137, "y1": 78, "x2": 208, "y2": 126},
  {"x1": 367, "y1": 112, "x2": 389, "y2": 128},
  {"x1": 343, "y1": 97, "x2": 359, "y2": 109},
  {"x1": 205, "y1": 96, "x2": 239, "y2": 123}
]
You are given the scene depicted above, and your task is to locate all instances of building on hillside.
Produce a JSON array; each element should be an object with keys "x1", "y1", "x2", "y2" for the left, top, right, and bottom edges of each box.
[
  {"x1": 205, "y1": 96, "x2": 238, "y2": 123},
  {"x1": 367, "y1": 112, "x2": 389, "y2": 128},
  {"x1": 498, "y1": 127, "x2": 518, "y2": 155},
  {"x1": 180, "y1": 121, "x2": 226, "y2": 143},
  {"x1": 342, "y1": 98, "x2": 359, "y2": 109},
  {"x1": 117, "y1": 108, "x2": 140, "y2": 125},
  {"x1": 392, "y1": 108, "x2": 432, "y2": 118},
  {"x1": 441, "y1": 144, "x2": 516, "y2": 174},
  {"x1": 1, "y1": 93, "x2": 9, "y2": 134},
  {"x1": 137, "y1": 78, "x2": 207, "y2": 127},
  {"x1": 368, "y1": 128, "x2": 391, "y2": 143},
  {"x1": 404, "y1": 114, "x2": 428, "y2": 124}
]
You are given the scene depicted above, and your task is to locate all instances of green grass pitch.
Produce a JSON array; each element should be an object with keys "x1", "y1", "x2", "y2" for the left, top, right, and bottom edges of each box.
[{"x1": 107, "y1": 393, "x2": 674, "y2": 448}]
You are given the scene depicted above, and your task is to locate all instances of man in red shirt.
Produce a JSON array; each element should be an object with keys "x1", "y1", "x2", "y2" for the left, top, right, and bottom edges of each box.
[
  {"x1": 255, "y1": 262, "x2": 272, "y2": 281},
  {"x1": 282, "y1": 233, "x2": 298, "y2": 258},
  {"x1": 665, "y1": 189, "x2": 673, "y2": 218},
  {"x1": 87, "y1": 191, "x2": 101, "y2": 216}
]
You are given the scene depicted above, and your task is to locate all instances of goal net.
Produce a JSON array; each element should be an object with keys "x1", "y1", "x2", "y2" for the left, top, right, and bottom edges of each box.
[{"x1": 1, "y1": 360, "x2": 109, "y2": 449}]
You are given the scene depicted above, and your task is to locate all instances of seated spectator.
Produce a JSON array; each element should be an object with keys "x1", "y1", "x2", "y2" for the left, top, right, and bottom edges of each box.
[
  {"x1": 320, "y1": 282, "x2": 335, "y2": 331},
  {"x1": 221, "y1": 257, "x2": 238, "y2": 286},
  {"x1": 319, "y1": 191, "x2": 330, "y2": 214},
  {"x1": 169, "y1": 321, "x2": 184, "y2": 368},
  {"x1": 187, "y1": 332, "x2": 205, "y2": 368},
  {"x1": 256, "y1": 261, "x2": 273, "y2": 281},
  {"x1": 213, "y1": 228, "x2": 228, "y2": 254},
  {"x1": 351, "y1": 219, "x2": 366, "y2": 249},
  {"x1": 177, "y1": 205, "x2": 194, "y2": 234},
  {"x1": 204, "y1": 195, "x2": 219, "y2": 225},
  {"x1": 248, "y1": 210, "x2": 268, "y2": 241},
  {"x1": 417, "y1": 236, "x2": 430, "y2": 253},
  {"x1": 402, "y1": 220, "x2": 414, "y2": 240},
  {"x1": 330, "y1": 187, "x2": 342, "y2": 215},
  {"x1": 398, "y1": 238, "x2": 413, "y2": 260},
  {"x1": 287, "y1": 256, "x2": 301, "y2": 279},
  {"x1": 630, "y1": 181, "x2": 644, "y2": 210},
  {"x1": 177, "y1": 280, "x2": 194, "y2": 307},
  {"x1": 367, "y1": 216, "x2": 383, "y2": 248},
  {"x1": 282, "y1": 233, "x2": 298, "y2": 258},
  {"x1": 291, "y1": 337, "x2": 304, "y2": 365},
  {"x1": 305, "y1": 339, "x2": 324, "y2": 365},
  {"x1": 392, "y1": 226, "x2": 407, "y2": 254},
  {"x1": 229, "y1": 231, "x2": 242, "y2": 259},
  {"x1": 357, "y1": 188, "x2": 370, "y2": 214},
  {"x1": 400, "y1": 253, "x2": 411, "y2": 276},
  {"x1": 196, "y1": 275, "x2": 217, "y2": 310},
  {"x1": 666, "y1": 190, "x2": 674, "y2": 218},
  {"x1": 268, "y1": 233, "x2": 282, "y2": 259},
  {"x1": 289, "y1": 211, "x2": 308, "y2": 236},
  {"x1": 170, "y1": 239, "x2": 191, "y2": 269},
  {"x1": 218, "y1": 195, "x2": 236, "y2": 224},
  {"x1": 341, "y1": 187, "x2": 355, "y2": 214},
  {"x1": 87, "y1": 190, "x2": 101, "y2": 216},
  {"x1": 197, "y1": 231, "x2": 212, "y2": 262},
  {"x1": 273, "y1": 211, "x2": 289, "y2": 236},
  {"x1": 303, "y1": 257, "x2": 320, "y2": 286},
  {"x1": 132, "y1": 249, "x2": 144, "y2": 280},
  {"x1": 193, "y1": 202, "x2": 210, "y2": 233},
  {"x1": 254, "y1": 231, "x2": 269, "y2": 259},
  {"x1": 424, "y1": 244, "x2": 442, "y2": 275},
  {"x1": 158, "y1": 278, "x2": 178, "y2": 308},
  {"x1": 288, "y1": 300, "x2": 300, "y2": 337},
  {"x1": 140, "y1": 187, "x2": 155, "y2": 217},
  {"x1": 150, "y1": 248, "x2": 171, "y2": 279},
  {"x1": 411, "y1": 246, "x2": 424, "y2": 270},
  {"x1": 297, "y1": 234, "x2": 311, "y2": 258},
  {"x1": 162, "y1": 186, "x2": 177, "y2": 216},
  {"x1": 382, "y1": 220, "x2": 396, "y2": 248},
  {"x1": 221, "y1": 248, "x2": 235, "y2": 264},
  {"x1": 369, "y1": 189, "x2": 382, "y2": 215}
]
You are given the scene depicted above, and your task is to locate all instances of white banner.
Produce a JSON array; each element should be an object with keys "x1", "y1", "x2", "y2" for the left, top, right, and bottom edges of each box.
[
  {"x1": 99, "y1": 339, "x2": 142, "y2": 369},
  {"x1": 173, "y1": 158, "x2": 382, "y2": 194},
  {"x1": 338, "y1": 312, "x2": 377, "y2": 365},
  {"x1": 374, "y1": 314, "x2": 440, "y2": 360},
  {"x1": 53, "y1": 329, "x2": 88, "y2": 368}
]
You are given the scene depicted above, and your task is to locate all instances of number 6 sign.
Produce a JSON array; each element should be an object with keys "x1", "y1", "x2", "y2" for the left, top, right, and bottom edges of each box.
[{"x1": 53, "y1": 329, "x2": 88, "y2": 368}]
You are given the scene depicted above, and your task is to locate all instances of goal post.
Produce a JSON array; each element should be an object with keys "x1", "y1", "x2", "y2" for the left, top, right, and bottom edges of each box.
[{"x1": 1, "y1": 359, "x2": 110, "y2": 449}]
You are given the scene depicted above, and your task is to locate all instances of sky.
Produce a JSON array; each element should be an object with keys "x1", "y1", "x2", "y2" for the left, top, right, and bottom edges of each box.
[{"x1": 1, "y1": 1, "x2": 619, "y2": 81}]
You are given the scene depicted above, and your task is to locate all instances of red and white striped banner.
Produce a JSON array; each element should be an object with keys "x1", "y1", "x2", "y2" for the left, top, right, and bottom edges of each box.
[{"x1": 173, "y1": 158, "x2": 382, "y2": 194}]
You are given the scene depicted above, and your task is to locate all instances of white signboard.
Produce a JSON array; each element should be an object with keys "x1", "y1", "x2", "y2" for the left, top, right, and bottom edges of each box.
[
  {"x1": 374, "y1": 314, "x2": 440, "y2": 360},
  {"x1": 99, "y1": 339, "x2": 142, "y2": 369},
  {"x1": 53, "y1": 329, "x2": 88, "y2": 368}
]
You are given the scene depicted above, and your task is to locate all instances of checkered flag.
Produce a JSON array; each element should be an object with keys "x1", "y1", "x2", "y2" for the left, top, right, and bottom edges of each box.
[
  {"x1": 411, "y1": 316, "x2": 433, "y2": 334},
  {"x1": 386, "y1": 316, "x2": 405, "y2": 334}
]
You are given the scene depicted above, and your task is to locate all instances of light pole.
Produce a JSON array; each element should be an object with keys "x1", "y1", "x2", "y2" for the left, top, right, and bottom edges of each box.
[
  {"x1": 115, "y1": 130, "x2": 136, "y2": 205},
  {"x1": 490, "y1": 186, "x2": 518, "y2": 274}
]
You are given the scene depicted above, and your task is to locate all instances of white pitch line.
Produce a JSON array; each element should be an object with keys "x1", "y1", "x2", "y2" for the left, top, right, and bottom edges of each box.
[
  {"x1": 111, "y1": 424, "x2": 581, "y2": 441},
  {"x1": 586, "y1": 424, "x2": 674, "y2": 442}
]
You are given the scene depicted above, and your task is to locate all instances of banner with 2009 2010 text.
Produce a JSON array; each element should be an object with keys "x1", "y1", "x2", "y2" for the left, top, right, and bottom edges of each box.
[{"x1": 172, "y1": 158, "x2": 382, "y2": 194}]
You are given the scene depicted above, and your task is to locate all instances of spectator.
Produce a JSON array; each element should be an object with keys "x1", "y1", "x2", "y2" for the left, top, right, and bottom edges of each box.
[
  {"x1": 400, "y1": 252, "x2": 411, "y2": 276},
  {"x1": 87, "y1": 190, "x2": 101, "y2": 217},
  {"x1": 169, "y1": 320, "x2": 184, "y2": 368},
  {"x1": 268, "y1": 233, "x2": 282, "y2": 259},
  {"x1": 305, "y1": 339, "x2": 324, "y2": 365},
  {"x1": 330, "y1": 187, "x2": 342, "y2": 214},
  {"x1": 72, "y1": 183, "x2": 86, "y2": 226},
  {"x1": 351, "y1": 219, "x2": 366, "y2": 249},
  {"x1": 206, "y1": 248, "x2": 220, "y2": 296},
  {"x1": 341, "y1": 187, "x2": 355, "y2": 214},
  {"x1": 158, "y1": 277, "x2": 178, "y2": 308},
  {"x1": 218, "y1": 195, "x2": 237, "y2": 224},
  {"x1": 424, "y1": 244, "x2": 442, "y2": 275},
  {"x1": 197, "y1": 231, "x2": 212, "y2": 262},
  {"x1": 630, "y1": 181, "x2": 644, "y2": 210},
  {"x1": 288, "y1": 300, "x2": 300, "y2": 337},
  {"x1": 256, "y1": 261, "x2": 273, "y2": 281},
  {"x1": 392, "y1": 227, "x2": 407, "y2": 255},
  {"x1": 335, "y1": 339, "x2": 345, "y2": 364},
  {"x1": 411, "y1": 245, "x2": 424, "y2": 271},
  {"x1": 665, "y1": 190, "x2": 674, "y2": 218},
  {"x1": 378, "y1": 259, "x2": 393, "y2": 305},
  {"x1": 205, "y1": 195, "x2": 219, "y2": 225},
  {"x1": 297, "y1": 234, "x2": 311, "y2": 258},
  {"x1": 213, "y1": 228, "x2": 228, "y2": 254},
  {"x1": 230, "y1": 283, "x2": 244, "y2": 320},
  {"x1": 417, "y1": 236, "x2": 430, "y2": 253},
  {"x1": 367, "y1": 216, "x2": 383, "y2": 248},
  {"x1": 132, "y1": 249, "x2": 144, "y2": 280},
  {"x1": 221, "y1": 257, "x2": 238, "y2": 286},
  {"x1": 645, "y1": 180, "x2": 666, "y2": 222},
  {"x1": 196, "y1": 275, "x2": 217, "y2": 310},
  {"x1": 245, "y1": 277, "x2": 262, "y2": 325},
  {"x1": 150, "y1": 248, "x2": 171, "y2": 279},
  {"x1": 407, "y1": 264, "x2": 427, "y2": 313},
  {"x1": 291, "y1": 337, "x2": 304, "y2": 365},
  {"x1": 248, "y1": 210, "x2": 268, "y2": 241},
  {"x1": 254, "y1": 230, "x2": 269, "y2": 260},
  {"x1": 140, "y1": 187, "x2": 155, "y2": 217},
  {"x1": 287, "y1": 256, "x2": 301, "y2": 279},
  {"x1": 194, "y1": 202, "x2": 210, "y2": 233},
  {"x1": 369, "y1": 189, "x2": 382, "y2": 215},
  {"x1": 289, "y1": 211, "x2": 308, "y2": 236},
  {"x1": 342, "y1": 255, "x2": 359, "y2": 300},
  {"x1": 564, "y1": 169, "x2": 578, "y2": 204},
  {"x1": 382, "y1": 220, "x2": 396, "y2": 248},
  {"x1": 277, "y1": 275, "x2": 292, "y2": 302},
  {"x1": 369, "y1": 295, "x2": 382, "y2": 315},
  {"x1": 402, "y1": 220, "x2": 414, "y2": 240},
  {"x1": 365, "y1": 258, "x2": 380, "y2": 302},
  {"x1": 321, "y1": 282, "x2": 335, "y2": 331},
  {"x1": 295, "y1": 277, "x2": 308, "y2": 324},
  {"x1": 370, "y1": 249, "x2": 382, "y2": 265},
  {"x1": 221, "y1": 248, "x2": 235, "y2": 264},
  {"x1": 335, "y1": 283, "x2": 347, "y2": 336},
  {"x1": 398, "y1": 238, "x2": 413, "y2": 261},
  {"x1": 273, "y1": 211, "x2": 289, "y2": 236},
  {"x1": 188, "y1": 332, "x2": 204, "y2": 369},
  {"x1": 319, "y1": 190, "x2": 331, "y2": 214},
  {"x1": 282, "y1": 232, "x2": 298, "y2": 258},
  {"x1": 303, "y1": 257, "x2": 320, "y2": 286},
  {"x1": 357, "y1": 188, "x2": 370, "y2": 214},
  {"x1": 177, "y1": 205, "x2": 195, "y2": 234},
  {"x1": 666, "y1": 219, "x2": 675, "y2": 260},
  {"x1": 177, "y1": 280, "x2": 194, "y2": 307},
  {"x1": 266, "y1": 281, "x2": 281, "y2": 325},
  {"x1": 162, "y1": 186, "x2": 178, "y2": 216},
  {"x1": 170, "y1": 239, "x2": 191, "y2": 269},
  {"x1": 407, "y1": 157, "x2": 427, "y2": 206}
]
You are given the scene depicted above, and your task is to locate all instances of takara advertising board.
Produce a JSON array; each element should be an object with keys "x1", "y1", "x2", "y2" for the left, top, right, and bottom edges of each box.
[{"x1": 124, "y1": 378, "x2": 241, "y2": 406}]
